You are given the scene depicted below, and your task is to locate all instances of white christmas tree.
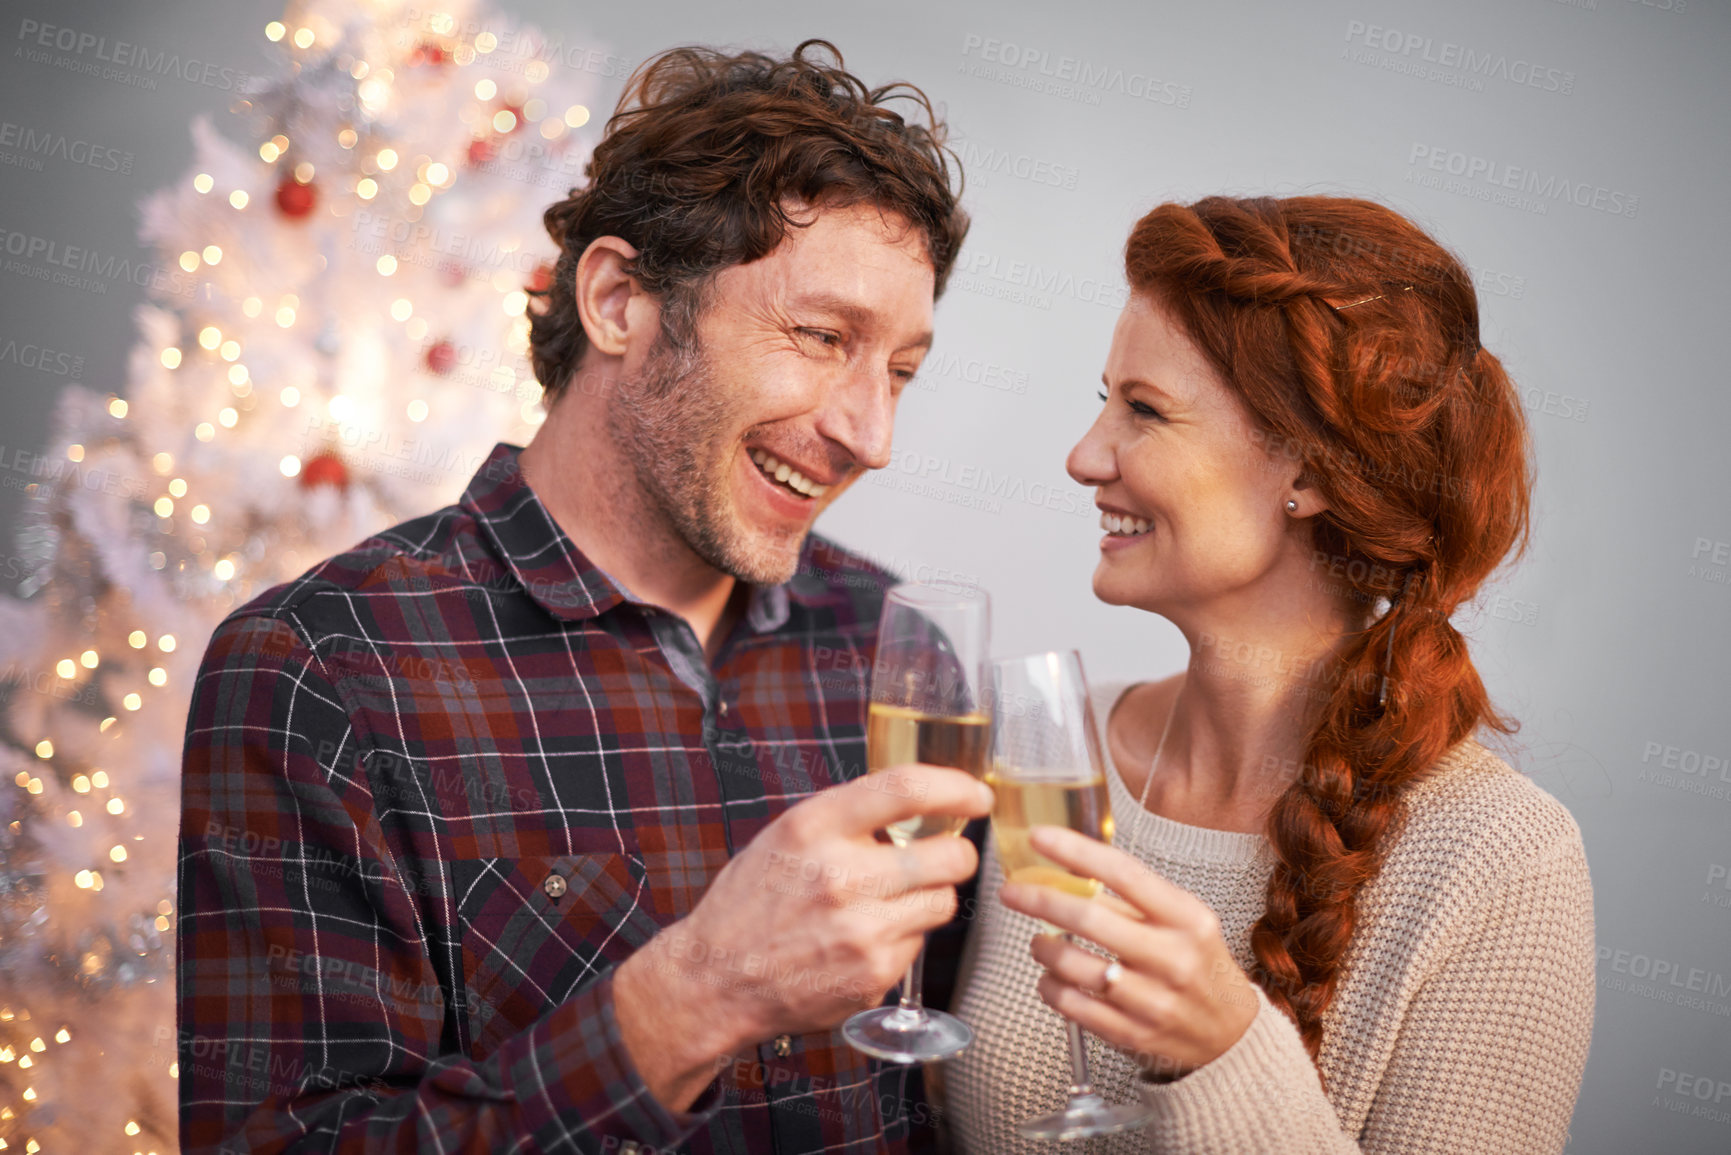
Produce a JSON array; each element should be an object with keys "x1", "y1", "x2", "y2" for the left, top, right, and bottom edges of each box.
[{"x1": 0, "y1": 1, "x2": 600, "y2": 1147}]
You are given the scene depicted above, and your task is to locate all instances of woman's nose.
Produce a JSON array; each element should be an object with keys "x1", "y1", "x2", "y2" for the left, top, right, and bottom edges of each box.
[{"x1": 1066, "y1": 414, "x2": 1117, "y2": 488}]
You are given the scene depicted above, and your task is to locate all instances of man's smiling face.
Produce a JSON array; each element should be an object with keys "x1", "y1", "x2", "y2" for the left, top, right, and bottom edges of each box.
[{"x1": 607, "y1": 200, "x2": 937, "y2": 585}]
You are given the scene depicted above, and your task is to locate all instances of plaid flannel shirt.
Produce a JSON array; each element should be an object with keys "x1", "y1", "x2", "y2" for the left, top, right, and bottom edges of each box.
[{"x1": 177, "y1": 442, "x2": 977, "y2": 1153}]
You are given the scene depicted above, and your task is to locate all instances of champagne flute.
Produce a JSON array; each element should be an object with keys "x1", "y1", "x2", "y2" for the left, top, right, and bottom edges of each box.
[
  {"x1": 842, "y1": 582, "x2": 991, "y2": 1064},
  {"x1": 988, "y1": 650, "x2": 1155, "y2": 1140}
]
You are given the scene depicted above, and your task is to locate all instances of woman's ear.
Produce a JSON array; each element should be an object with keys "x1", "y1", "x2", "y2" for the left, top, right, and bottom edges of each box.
[{"x1": 1284, "y1": 471, "x2": 1330, "y2": 518}]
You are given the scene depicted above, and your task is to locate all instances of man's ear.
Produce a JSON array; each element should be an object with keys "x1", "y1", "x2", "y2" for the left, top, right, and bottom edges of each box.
[{"x1": 574, "y1": 236, "x2": 653, "y2": 358}]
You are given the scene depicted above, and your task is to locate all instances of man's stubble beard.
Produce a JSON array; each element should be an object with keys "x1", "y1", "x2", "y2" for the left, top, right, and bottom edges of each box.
[{"x1": 605, "y1": 329, "x2": 809, "y2": 587}]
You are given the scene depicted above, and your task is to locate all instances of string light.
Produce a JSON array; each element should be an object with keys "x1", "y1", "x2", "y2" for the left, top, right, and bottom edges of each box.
[
  {"x1": 193, "y1": 173, "x2": 214, "y2": 193},
  {"x1": 474, "y1": 79, "x2": 497, "y2": 100},
  {"x1": 198, "y1": 326, "x2": 221, "y2": 350},
  {"x1": 202, "y1": 244, "x2": 223, "y2": 265},
  {"x1": 72, "y1": 775, "x2": 90, "y2": 793},
  {"x1": 280, "y1": 456, "x2": 301, "y2": 478},
  {"x1": 79, "y1": 650, "x2": 98, "y2": 669},
  {"x1": 565, "y1": 104, "x2": 591, "y2": 128},
  {"x1": 168, "y1": 478, "x2": 187, "y2": 498},
  {"x1": 376, "y1": 148, "x2": 398, "y2": 171},
  {"x1": 159, "y1": 634, "x2": 177, "y2": 652},
  {"x1": 108, "y1": 398, "x2": 128, "y2": 419},
  {"x1": 127, "y1": 630, "x2": 146, "y2": 648},
  {"x1": 229, "y1": 190, "x2": 249, "y2": 210},
  {"x1": 280, "y1": 386, "x2": 301, "y2": 408},
  {"x1": 264, "y1": 21, "x2": 285, "y2": 41},
  {"x1": 91, "y1": 771, "x2": 108, "y2": 788},
  {"x1": 106, "y1": 798, "x2": 124, "y2": 815},
  {"x1": 160, "y1": 348, "x2": 182, "y2": 369},
  {"x1": 66, "y1": 443, "x2": 84, "y2": 462},
  {"x1": 33, "y1": 741, "x2": 52, "y2": 759},
  {"x1": 148, "y1": 668, "x2": 168, "y2": 687},
  {"x1": 122, "y1": 693, "x2": 142, "y2": 711},
  {"x1": 195, "y1": 423, "x2": 215, "y2": 441}
]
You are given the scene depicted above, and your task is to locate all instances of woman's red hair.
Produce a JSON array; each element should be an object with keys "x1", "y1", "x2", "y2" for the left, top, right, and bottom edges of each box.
[{"x1": 1124, "y1": 196, "x2": 1534, "y2": 1072}]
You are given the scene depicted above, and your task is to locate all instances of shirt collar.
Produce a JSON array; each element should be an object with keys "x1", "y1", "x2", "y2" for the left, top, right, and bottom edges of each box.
[{"x1": 460, "y1": 442, "x2": 798, "y2": 632}]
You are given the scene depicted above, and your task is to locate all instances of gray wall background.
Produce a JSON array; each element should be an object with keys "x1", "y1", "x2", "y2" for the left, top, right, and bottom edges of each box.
[{"x1": 2, "y1": 0, "x2": 1727, "y2": 1150}]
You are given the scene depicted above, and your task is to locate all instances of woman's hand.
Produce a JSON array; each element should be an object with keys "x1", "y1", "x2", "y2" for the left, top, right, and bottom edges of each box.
[{"x1": 997, "y1": 825, "x2": 1260, "y2": 1079}]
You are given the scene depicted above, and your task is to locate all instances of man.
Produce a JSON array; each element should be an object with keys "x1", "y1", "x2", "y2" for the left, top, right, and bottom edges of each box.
[{"x1": 177, "y1": 41, "x2": 983, "y2": 1153}]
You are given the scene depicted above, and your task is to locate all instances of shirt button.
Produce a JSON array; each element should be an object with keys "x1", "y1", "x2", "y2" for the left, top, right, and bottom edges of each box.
[
  {"x1": 542, "y1": 874, "x2": 567, "y2": 899},
  {"x1": 773, "y1": 1034, "x2": 792, "y2": 1058}
]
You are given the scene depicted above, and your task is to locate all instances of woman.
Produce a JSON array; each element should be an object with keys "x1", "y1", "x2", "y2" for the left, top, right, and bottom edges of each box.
[{"x1": 944, "y1": 196, "x2": 1595, "y2": 1152}]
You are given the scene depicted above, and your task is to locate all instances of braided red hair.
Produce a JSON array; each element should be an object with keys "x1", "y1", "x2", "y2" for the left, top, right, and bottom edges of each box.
[{"x1": 1124, "y1": 197, "x2": 1533, "y2": 1071}]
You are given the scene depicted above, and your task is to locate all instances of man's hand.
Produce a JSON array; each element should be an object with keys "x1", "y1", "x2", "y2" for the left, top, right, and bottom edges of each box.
[{"x1": 613, "y1": 763, "x2": 993, "y2": 1110}]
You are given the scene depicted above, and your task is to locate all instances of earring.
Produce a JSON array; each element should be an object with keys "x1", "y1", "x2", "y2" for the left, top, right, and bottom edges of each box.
[{"x1": 1285, "y1": 499, "x2": 1298, "y2": 513}]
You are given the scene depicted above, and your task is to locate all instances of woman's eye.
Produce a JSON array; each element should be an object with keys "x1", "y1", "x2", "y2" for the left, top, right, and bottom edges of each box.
[{"x1": 1098, "y1": 389, "x2": 1162, "y2": 420}]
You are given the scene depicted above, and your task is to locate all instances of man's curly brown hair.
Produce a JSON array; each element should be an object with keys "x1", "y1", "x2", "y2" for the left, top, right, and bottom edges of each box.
[{"x1": 526, "y1": 39, "x2": 970, "y2": 404}]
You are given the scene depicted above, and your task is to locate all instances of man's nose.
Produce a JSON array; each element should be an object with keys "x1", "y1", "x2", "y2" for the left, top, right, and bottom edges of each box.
[{"x1": 815, "y1": 367, "x2": 896, "y2": 472}]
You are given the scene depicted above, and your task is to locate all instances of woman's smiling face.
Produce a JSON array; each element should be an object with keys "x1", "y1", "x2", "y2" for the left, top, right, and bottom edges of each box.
[{"x1": 1065, "y1": 292, "x2": 1319, "y2": 624}]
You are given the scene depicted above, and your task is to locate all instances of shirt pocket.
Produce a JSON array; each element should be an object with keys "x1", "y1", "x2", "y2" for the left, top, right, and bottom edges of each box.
[{"x1": 450, "y1": 852, "x2": 658, "y2": 1059}]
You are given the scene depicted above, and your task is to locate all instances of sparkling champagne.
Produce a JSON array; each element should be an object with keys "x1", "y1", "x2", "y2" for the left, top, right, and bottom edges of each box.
[
  {"x1": 868, "y1": 703, "x2": 991, "y2": 845},
  {"x1": 986, "y1": 772, "x2": 1114, "y2": 898}
]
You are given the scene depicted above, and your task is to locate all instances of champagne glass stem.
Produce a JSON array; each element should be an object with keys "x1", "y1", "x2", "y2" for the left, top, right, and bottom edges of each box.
[
  {"x1": 1061, "y1": 937, "x2": 1099, "y2": 1100},
  {"x1": 898, "y1": 942, "x2": 928, "y2": 1015}
]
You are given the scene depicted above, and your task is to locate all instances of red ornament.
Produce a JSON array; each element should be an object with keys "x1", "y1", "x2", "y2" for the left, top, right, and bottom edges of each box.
[
  {"x1": 299, "y1": 451, "x2": 349, "y2": 490},
  {"x1": 275, "y1": 175, "x2": 317, "y2": 219},
  {"x1": 408, "y1": 41, "x2": 450, "y2": 68},
  {"x1": 527, "y1": 262, "x2": 553, "y2": 295},
  {"x1": 424, "y1": 340, "x2": 456, "y2": 375},
  {"x1": 467, "y1": 138, "x2": 496, "y2": 166}
]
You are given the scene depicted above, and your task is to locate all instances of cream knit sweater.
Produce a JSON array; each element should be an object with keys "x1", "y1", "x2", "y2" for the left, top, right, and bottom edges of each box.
[{"x1": 944, "y1": 680, "x2": 1596, "y2": 1153}]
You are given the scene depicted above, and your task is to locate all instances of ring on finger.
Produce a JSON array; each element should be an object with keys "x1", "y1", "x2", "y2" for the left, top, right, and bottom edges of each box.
[{"x1": 1099, "y1": 960, "x2": 1124, "y2": 997}]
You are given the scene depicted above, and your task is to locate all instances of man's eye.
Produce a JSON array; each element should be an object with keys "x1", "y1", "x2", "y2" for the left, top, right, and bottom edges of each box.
[{"x1": 799, "y1": 328, "x2": 842, "y2": 347}]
